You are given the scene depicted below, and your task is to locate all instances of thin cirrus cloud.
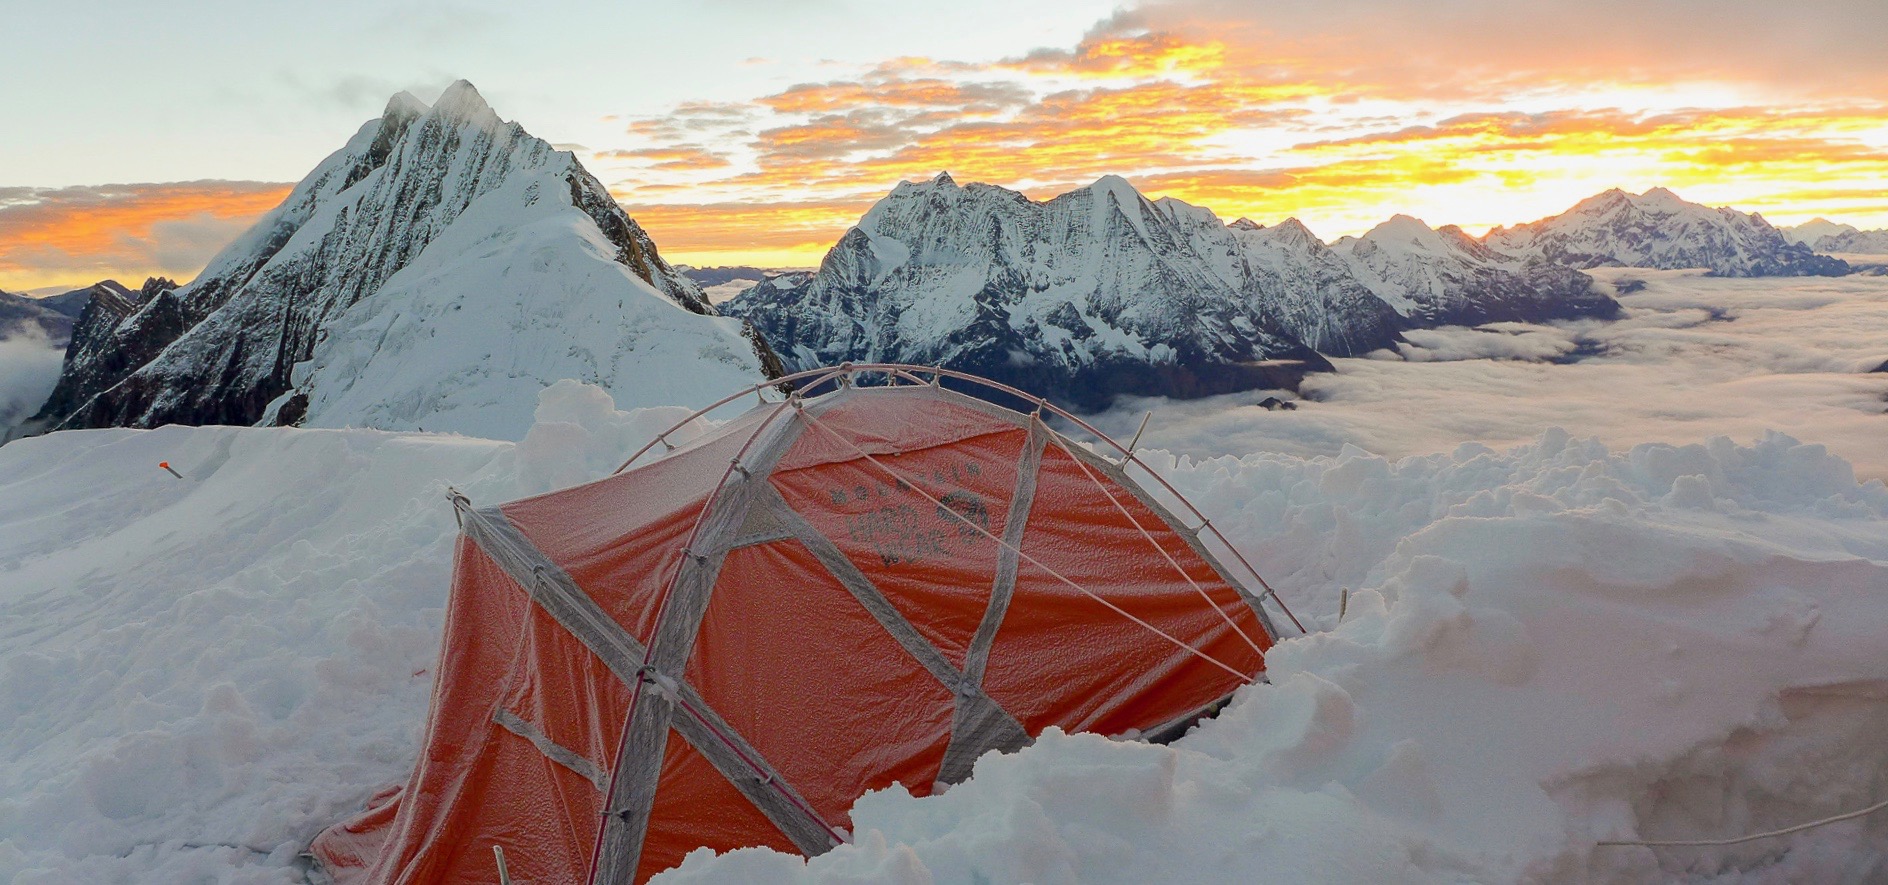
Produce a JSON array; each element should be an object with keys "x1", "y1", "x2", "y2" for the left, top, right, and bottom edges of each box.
[{"x1": 0, "y1": 182, "x2": 290, "y2": 293}]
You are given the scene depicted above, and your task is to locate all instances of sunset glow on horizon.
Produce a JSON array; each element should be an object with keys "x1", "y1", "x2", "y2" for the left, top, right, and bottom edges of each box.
[{"x1": 7, "y1": 1, "x2": 1888, "y2": 290}]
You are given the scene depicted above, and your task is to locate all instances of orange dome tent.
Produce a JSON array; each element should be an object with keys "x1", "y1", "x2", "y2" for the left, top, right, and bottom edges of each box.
[{"x1": 312, "y1": 364, "x2": 1299, "y2": 884}]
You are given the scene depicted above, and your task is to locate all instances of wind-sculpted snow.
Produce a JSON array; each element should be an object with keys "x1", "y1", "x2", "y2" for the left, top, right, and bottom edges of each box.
[
  {"x1": 1487, "y1": 188, "x2": 1851, "y2": 277},
  {"x1": 726, "y1": 174, "x2": 1346, "y2": 411},
  {"x1": 665, "y1": 430, "x2": 1888, "y2": 884},
  {"x1": 30, "y1": 81, "x2": 778, "y2": 440},
  {"x1": 3, "y1": 383, "x2": 1884, "y2": 882},
  {"x1": 1334, "y1": 215, "x2": 1619, "y2": 326}
]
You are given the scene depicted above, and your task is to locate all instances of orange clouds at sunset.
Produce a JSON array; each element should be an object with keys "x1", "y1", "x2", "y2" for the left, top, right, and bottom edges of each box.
[
  {"x1": 600, "y1": 18, "x2": 1888, "y2": 269},
  {"x1": 0, "y1": 182, "x2": 290, "y2": 292},
  {"x1": 9, "y1": 5, "x2": 1888, "y2": 286},
  {"x1": 601, "y1": 14, "x2": 1888, "y2": 269}
]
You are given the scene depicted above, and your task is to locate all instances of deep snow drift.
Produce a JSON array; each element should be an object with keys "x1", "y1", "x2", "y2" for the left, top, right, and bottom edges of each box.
[{"x1": 2, "y1": 374, "x2": 1885, "y2": 882}]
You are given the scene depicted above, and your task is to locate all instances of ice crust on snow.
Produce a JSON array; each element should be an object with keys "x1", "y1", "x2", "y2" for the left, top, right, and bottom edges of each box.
[{"x1": 2, "y1": 380, "x2": 1885, "y2": 882}]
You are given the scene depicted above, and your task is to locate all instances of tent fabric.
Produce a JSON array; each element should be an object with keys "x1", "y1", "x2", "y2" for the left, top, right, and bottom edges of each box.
[{"x1": 311, "y1": 381, "x2": 1277, "y2": 884}]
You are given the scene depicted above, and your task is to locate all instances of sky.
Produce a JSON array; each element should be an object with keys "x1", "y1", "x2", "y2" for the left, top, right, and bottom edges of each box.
[{"x1": 6, "y1": 0, "x2": 1888, "y2": 291}]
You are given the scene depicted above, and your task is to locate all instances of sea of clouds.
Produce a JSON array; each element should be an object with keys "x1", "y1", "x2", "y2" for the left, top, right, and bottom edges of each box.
[
  {"x1": 0, "y1": 327, "x2": 64, "y2": 438},
  {"x1": 1094, "y1": 270, "x2": 1888, "y2": 479}
]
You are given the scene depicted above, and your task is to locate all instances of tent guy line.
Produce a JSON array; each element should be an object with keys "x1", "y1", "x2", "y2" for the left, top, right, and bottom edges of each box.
[
  {"x1": 796, "y1": 404, "x2": 1258, "y2": 685},
  {"x1": 1041, "y1": 422, "x2": 1272, "y2": 659},
  {"x1": 609, "y1": 363, "x2": 1308, "y2": 635},
  {"x1": 313, "y1": 371, "x2": 1276, "y2": 883}
]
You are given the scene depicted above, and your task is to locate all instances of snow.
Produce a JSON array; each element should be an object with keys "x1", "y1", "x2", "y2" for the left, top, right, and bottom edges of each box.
[
  {"x1": 37, "y1": 82, "x2": 756, "y2": 439},
  {"x1": 661, "y1": 429, "x2": 1888, "y2": 883},
  {"x1": 725, "y1": 174, "x2": 1374, "y2": 406},
  {"x1": 279, "y1": 165, "x2": 764, "y2": 440},
  {"x1": 3, "y1": 282, "x2": 1887, "y2": 882},
  {"x1": 1484, "y1": 188, "x2": 1839, "y2": 277},
  {"x1": 0, "y1": 382, "x2": 702, "y2": 882},
  {"x1": 1781, "y1": 218, "x2": 1858, "y2": 247}
]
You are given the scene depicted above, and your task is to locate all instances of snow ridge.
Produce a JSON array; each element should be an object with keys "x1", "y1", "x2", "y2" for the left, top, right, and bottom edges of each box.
[
  {"x1": 1485, "y1": 188, "x2": 1851, "y2": 276},
  {"x1": 1334, "y1": 215, "x2": 1618, "y2": 326},
  {"x1": 1782, "y1": 218, "x2": 1888, "y2": 255},
  {"x1": 727, "y1": 174, "x2": 1348, "y2": 409},
  {"x1": 728, "y1": 175, "x2": 1627, "y2": 409},
  {"x1": 31, "y1": 81, "x2": 780, "y2": 440}
]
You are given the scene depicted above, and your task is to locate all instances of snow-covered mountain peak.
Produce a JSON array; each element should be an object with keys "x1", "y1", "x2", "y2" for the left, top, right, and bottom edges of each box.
[
  {"x1": 1782, "y1": 217, "x2": 1861, "y2": 246},
  {"x1": 1235, "y1": 217, "x2": 1321, "y2": 251},
  {"x1": 1150, "y1": 195, "x2": 1224, "y2": 229},
  {"x1": 1485, "y1": 187, "x2": 1849, "y2": 277},
  {"x1": 1636, "y1": 186, "x2": 1686, "y2": 208},
  {"x1": 1358, "y1": 214, "x2": 1452, "y2": 253},
  {"x1": 726, "y1": 174, "x2": 1367, "y2": 408},
  {"x1": 1086, "y1": 174, "x2": 1140, "y2": 204},
  {"x1": 32, "y1": 83, "x2": 779, "y2": 439},
  {"x1": 890, "y1": 171, "x2": 962, "y2": 195},
  {"x1": 426, "y1": 79, "x2": 502, "y2": 130},
  {"x1": 1335, "y1": 211, "x2": 1614, "y2": 325},
  {"x1": 383, "y1": 90, "x2": 428, "y2": 121},
  {"x1": 1568, "y1": 187, "x2": 1633, "y2": 216}
]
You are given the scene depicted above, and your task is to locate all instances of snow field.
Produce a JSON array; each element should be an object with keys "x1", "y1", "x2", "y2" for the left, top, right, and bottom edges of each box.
[
  {"x1": 0, "y1": 383, "x2": 699, "y2": 883},
  {"x1": 664, "y1": 431, "x2": 1888, "y2": 882},
  {"x1": 1, "y1": 382, "x2": 1884, "y2": 883}
]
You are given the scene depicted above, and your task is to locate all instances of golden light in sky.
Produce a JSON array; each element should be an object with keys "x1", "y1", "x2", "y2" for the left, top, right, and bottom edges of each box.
[
  {"x1": 601, "y1": 22, "x2": 1888, "y2": 269},
  {"x1": 6, "y1": 8, "x2": 1888, "y2": 288}
]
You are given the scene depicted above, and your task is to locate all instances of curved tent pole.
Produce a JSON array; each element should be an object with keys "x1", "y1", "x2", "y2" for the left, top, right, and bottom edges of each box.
[
  {"x1": 793, "y1": 406, "x2": 1258, "y2": 684},
  {"x1": 587, "y1": 396, "x2": 846, "y2": 882},
  {"x1": 611, "y1": 365, "x2": 851, "y2": 473},
  {"x1": 613, "y1": 363, "x2": 1308, "y2": 635}
]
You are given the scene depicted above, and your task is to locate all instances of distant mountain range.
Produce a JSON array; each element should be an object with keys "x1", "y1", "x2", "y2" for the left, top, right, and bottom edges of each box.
[
  {"x1": 1780, "y1": 218, "x2": 1888, "y2": 254},
  {"x1": 1485, "y1": 188, "x2": 1849, "y2": 276},
  {"x1": 725, "y1": 181, "x2": 1864, "y2": 407},
  {"x1": 0, "y1": 290, "x2": 76, "y2": 344},
  {"x1": 26, "y1": 82, "x2": 781, "y2": 441},
  {"x1": 7, "y1": 87, "x2": 1875, "y2": 433},
  {"x1": 727, "y1": 174, "x2": 1367, "y2": 408}
]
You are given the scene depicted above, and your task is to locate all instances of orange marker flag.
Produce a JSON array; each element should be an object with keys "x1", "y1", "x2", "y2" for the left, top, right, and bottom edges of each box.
[{"x1": 159, "y1": 461, "x2": 183, "y2": 479}]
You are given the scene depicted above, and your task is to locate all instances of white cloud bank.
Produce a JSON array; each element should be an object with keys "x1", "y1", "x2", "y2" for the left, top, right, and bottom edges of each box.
[
  {"x1": 0, "y1": 328, "x2": 64, "y2": 438},
  {"x1": 1095, "y1": 270, "x2": 1888, "y2": 479}
]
